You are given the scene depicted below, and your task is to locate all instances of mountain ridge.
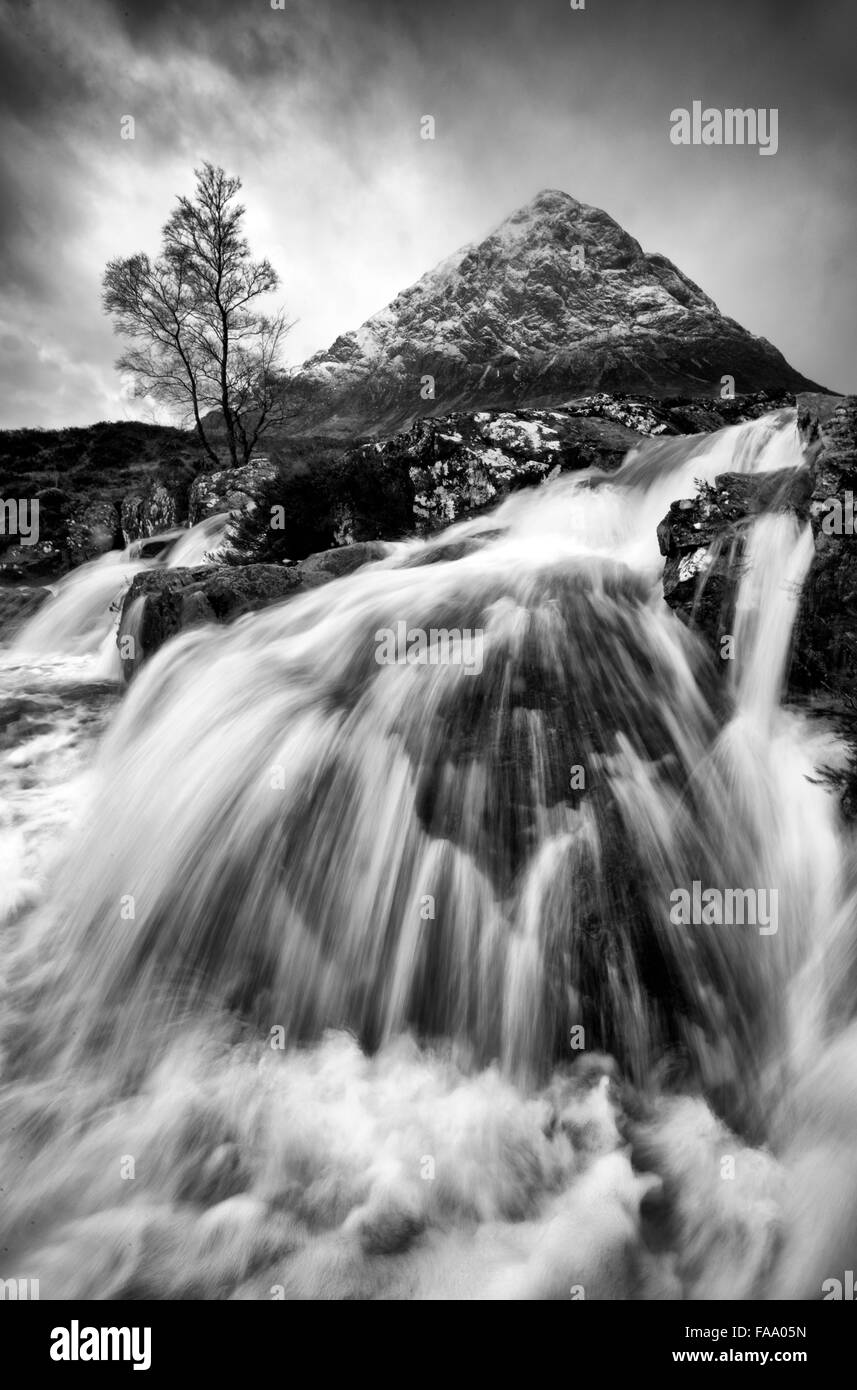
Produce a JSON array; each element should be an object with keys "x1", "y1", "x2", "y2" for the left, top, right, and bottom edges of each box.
[{"x1": 281, "y1": 188, "x2": 824, "y2": 438}]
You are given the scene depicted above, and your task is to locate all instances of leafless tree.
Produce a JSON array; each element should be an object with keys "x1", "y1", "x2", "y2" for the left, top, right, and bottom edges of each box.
[{"x1": 103, "y1": 163, "x2": 292, "y2": 470}]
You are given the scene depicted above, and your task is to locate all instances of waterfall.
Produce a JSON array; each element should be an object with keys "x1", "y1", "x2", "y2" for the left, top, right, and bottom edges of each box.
[
  {"x1": 0, "y1": 409, "x2": 852, "y2": 1300},
  {"x1": 7, "y1": 511, "x2": 232, "y2": 678}
]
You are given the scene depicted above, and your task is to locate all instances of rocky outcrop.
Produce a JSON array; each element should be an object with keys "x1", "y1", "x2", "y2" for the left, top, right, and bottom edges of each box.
[
  {"x1": 564, "y1": 389, "x2": 797, "y2": 437},
  {"x1": 332, "y1": 393, "x2": 795, "y2": 537},
  {"x1": 341, "y1": 407, "x2": 643, "y2": 531},
  {"x1": 120, "y1": 481, "x2": 187, "y2": 545},
  {"x1": 658, "y1": 395, "x2": 857, "y2": 702},
  {"x1": 117, "y1": 564, "x2": 305, "y2": 678},
  {"x1": 658, "y1": 467, "x2": 811, "y2": 648},
  {"x1": 279, "y1": 190, "x2": 823, "y2": 438},
  {"x1": 791, "y1": 395, "x2": 857, "y2": 704},
  {"x1": 116, "y1": 542, "x2": 390, "y2": 677},
  {"x1": 66, "y1": 500, "x2": 121, "y2": 566},
  {"x1": 188, "y1": 457, "x2": 277, "y2": 525},
  {"x1": 658, "y1": 392, "x2": 857, "y2": 809}
]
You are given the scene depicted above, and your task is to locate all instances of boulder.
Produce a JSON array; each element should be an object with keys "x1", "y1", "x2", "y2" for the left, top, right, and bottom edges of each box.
[
  {"x1": 116, "y1": 534, "x2": 396, "y2": 678},
  {"x1": 117, "y1": 563, "x2": 305, "y2": 679},
  {"x1": 66, "y1": 500, "x2": 121, "y2": 566},
  {"x1": 121, "y1": 481, "x2": 187, "y2": 545},
  {"x1": 299, "y1": 540, "x2": 390, "y2": 581},
  {"x1": 188, "y1": 458, "x2": 277, "y2": 525}
]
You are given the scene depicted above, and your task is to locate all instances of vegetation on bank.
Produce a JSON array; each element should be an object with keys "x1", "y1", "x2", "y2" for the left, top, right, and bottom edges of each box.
[
  {"x1": 0, "y1": 420, "x2": 205, "y2": 499},
  {"x1": 225, "y1": 439, "x2": 413, "y2": 563},
  {"x1": 0, "y1": 420, "x2": 207, "y2": 573}
]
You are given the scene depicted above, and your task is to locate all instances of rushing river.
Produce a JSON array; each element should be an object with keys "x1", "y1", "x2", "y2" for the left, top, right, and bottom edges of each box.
[{"x1": 1, "y1": 410, "x2": 855, "y2": 1300}]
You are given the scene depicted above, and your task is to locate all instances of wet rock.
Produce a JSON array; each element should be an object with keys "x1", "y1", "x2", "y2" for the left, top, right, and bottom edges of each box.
[
  {"x1": 657, "y1": 393, "x2": 857, "y2": 814},
  {"x1": 0, "y1": 585, "x2": 52, "y2": 640},
  {"x1": 116, "y1": 539, "x2": 394, "y2": 677},
  {"x1": 299, "y1": 540, "x2": 390, "y2": 581},
  {"x1": 401, "y1": 531, "x2": 504, "y2": 568},
  {"x1": 129, "y1": 536, "x2": 177, "y2": 562},
  {"x1": 117, "y1": 563, "x2": 305, "y2": 678},
  {"x1": 658, "y1": 467, "x2": 811, "y2": 649},
  {"x1": 791, "y1": 395, "x2": 857, "y2": 705}
]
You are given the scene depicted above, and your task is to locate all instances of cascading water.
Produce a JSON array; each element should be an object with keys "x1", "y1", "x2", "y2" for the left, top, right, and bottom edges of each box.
[
  {"x1": 0, "y1": 512, "x2": 233, "y2": 932},
  {"x1": 6, "y1": 510, "x2": 232, "y2": 678},
  {"x1": 0, "y1": 409, "x2": 853, "y2": 1300}
]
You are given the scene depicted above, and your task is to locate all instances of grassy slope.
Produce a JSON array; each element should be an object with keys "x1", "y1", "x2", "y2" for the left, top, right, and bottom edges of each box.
[{"x1": 0, "y1": 420, "x2": 207, "y2": 505}]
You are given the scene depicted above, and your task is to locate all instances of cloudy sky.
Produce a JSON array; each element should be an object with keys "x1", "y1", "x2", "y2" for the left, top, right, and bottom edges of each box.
[{"x1": 0, "y1": 0, "x2": 854, "y2": 429}]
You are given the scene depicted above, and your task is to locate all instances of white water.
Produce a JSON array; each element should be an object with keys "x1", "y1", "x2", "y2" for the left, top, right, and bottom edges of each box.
[
  {"x1": 1, "y1": 411, "x2": 854, "y2": 1300},
  {"x1": 6, "y1": 511, "x2": 232, "y2": 678}
]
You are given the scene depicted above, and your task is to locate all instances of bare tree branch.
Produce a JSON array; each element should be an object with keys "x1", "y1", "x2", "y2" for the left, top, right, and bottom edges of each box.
[{"x1": 102, "y1": 163, "x2": 291, "y2": 469}]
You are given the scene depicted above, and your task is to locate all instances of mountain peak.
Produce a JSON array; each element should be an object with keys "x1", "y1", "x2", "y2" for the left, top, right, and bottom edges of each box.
[
  {"x1": 287, "y1": 194, "x2": 822, "y2": 437},
  {"x1": 511, "y1": 188, "x2": 583, "y2": 216},
  {"x1": 473, "y1": 187, "x2": 647, "y2": 276}
]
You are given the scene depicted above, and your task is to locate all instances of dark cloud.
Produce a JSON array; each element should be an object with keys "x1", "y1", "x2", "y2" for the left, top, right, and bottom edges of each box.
[
  {"x1": 105, "y1": 0, "x2": 305, "y2": 83},
  {"x1": 0, "y1": 0, "x2": 104, "y2": 121}
]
